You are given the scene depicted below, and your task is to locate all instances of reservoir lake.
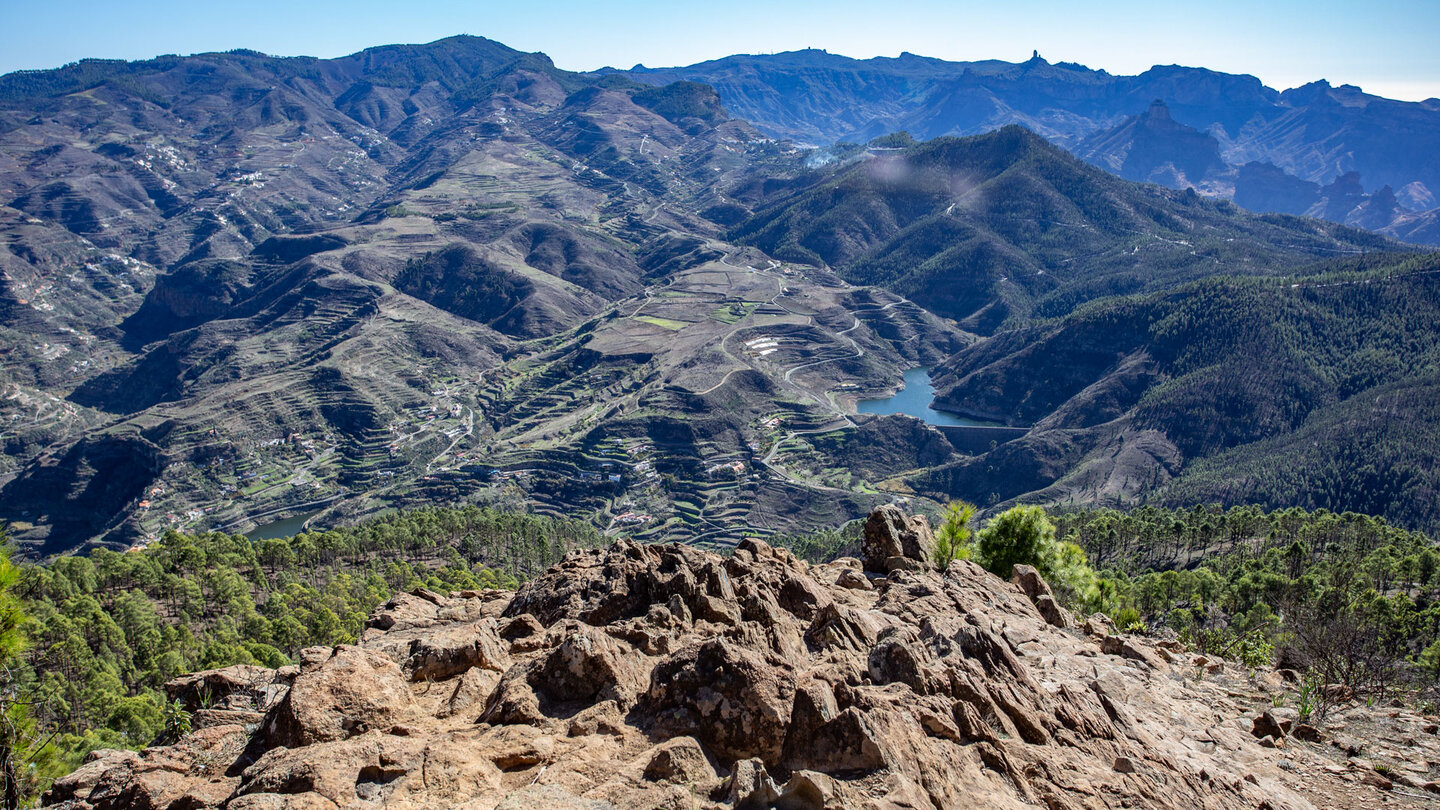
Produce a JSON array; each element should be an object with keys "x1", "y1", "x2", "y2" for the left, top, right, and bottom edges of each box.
[{"x1": 857, "y1": 367, "x2": 1001, "y2": 427}]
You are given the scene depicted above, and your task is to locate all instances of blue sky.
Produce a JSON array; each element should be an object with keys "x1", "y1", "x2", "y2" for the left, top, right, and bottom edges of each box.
[{"x1": 4, "y1": 0, "x2": 1438, "y2": 101}]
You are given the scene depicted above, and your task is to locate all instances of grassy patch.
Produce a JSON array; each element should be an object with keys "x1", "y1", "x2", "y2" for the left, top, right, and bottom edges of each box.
[
  {"x1": 710, "y1": 302, "x2": 759, "y2": 324},
  {"x1": 632, "y1": 315, "x2": 688, "y2": 331},
  {"x1": 433, "y1": 202, "x2": 521, "y2": 221}
]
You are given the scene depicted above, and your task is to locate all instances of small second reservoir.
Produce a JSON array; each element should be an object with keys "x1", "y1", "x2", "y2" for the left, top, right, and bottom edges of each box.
[{"x1": 245, "y1": 510, "x2": 321, "y2": 541}]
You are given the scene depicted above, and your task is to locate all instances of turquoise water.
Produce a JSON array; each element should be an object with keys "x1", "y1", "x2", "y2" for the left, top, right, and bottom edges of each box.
[
  {"x1": 245, "y1": 510, "x2": 321, "y2": 540},
  {"x1": 857, "y1": 367, "x2": 998, "y2": 427}
]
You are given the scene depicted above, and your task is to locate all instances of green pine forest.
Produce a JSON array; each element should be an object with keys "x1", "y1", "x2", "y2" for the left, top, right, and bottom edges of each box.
[
  {"x1": 1055, "y1": 504, "x2": 1440, "y2": 685},
  {"x1": 1, "y1": 506, "x2": 601, "y2": 792},
  {"x1": 777, "y1": 501, "x2": 1440, "y2": 706}
]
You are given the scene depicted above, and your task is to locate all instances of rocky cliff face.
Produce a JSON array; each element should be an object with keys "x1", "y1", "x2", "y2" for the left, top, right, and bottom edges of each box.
[
  {"x1": 43, "y1": 507, "x2": 1430, "y2": 809},
  {"x1": 1077, "y1": 100, "x2": 1228, "y2": 189}
]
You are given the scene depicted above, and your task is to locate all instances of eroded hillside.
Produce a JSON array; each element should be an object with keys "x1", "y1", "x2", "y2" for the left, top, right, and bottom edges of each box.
[
  {"x1": 3, "y1": 39, "x2": 956, "y2": 552},
  {"x1": 4, "y1": 36, "x2": 1439, "y2": 554}
]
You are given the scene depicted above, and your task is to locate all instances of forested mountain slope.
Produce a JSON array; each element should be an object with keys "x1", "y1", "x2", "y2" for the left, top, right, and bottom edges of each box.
[
  {"x1": 13, "y1": 506, "x2": 598, "y2": 775},
  {"x1": 915, "y1": 252, "x2": 1440, "y2": 529}
]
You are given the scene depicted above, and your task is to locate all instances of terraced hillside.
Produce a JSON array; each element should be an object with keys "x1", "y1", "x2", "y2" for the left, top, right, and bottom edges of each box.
[
  {"x1": 365, "y1": 250, "x2": 971, "y2": 548},
  {"x1": 0, "y1": 38, "x2": 981, "y2": 554},
  {"x1": 0, "y1": 38, "x2": 782, "y2": 552}
]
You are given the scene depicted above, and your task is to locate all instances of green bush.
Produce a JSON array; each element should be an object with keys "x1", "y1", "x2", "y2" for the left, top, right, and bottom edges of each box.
[
  {"x1": 1114, "y1": 606, "x2": 1142, "y2": 630},
  {"x1": 160, "y1": 699, "x2": 192, "y2": 745},
  {"x1": 933, "y1": 501, "x2": 977, "y2": 567},
  {"x1": 975, "y1": 505, "x2": 1056, "y2": 577}
]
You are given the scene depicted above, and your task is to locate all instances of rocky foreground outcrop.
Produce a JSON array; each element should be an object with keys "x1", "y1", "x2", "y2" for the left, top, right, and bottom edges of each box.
[{"x1": 43, "y1": 507, "x2": 1434, "y2": 808}]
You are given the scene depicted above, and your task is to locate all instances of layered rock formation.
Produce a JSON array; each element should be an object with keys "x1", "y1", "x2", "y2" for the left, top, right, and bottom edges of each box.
[
  {"x1": 1077, "y1": 99, "x2": 1228, "y2": 188},
  {"x1": 43, "y1": 508, "x2": 1412, "y2": 809}
]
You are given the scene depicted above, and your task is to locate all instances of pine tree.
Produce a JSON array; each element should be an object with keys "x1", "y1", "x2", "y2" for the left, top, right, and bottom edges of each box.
[{"x1": 0, "y1": 524, "x2": 54, "y2": 808}]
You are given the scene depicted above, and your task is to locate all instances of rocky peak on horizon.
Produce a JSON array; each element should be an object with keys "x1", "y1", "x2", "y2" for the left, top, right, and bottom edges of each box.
[
  {"x1": 42, "y1": 506, "x2": 1439, "y2": 809},
  {"x1": 1144, "y1": 97, "x2": 1173, "y2": 122},
  {"x1": 1075, "y1": 97, "x2": 1228, "y2": 188},
  {"x1": 624, "y1": 47, "x2": 1440, "y2": 244}
]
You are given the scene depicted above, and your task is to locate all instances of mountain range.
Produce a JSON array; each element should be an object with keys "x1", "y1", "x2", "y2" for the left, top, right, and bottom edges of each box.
[
  {"x1": 1, "y1": 35, "x2": 1437, "y2": 555},
  {"x1": 628, "y1": 49, "x2": 1440, "y2": 244}
]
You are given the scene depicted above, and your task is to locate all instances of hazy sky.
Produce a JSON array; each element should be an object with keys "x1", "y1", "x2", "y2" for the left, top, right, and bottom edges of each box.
[{"x1": 4, "y1": 0, "x2": 1439, "y2": 101}]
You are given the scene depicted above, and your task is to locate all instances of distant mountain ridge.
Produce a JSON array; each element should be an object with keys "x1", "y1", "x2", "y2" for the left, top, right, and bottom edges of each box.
[
  {"x1": 731, "y1": 126, "x2": 1397, "y2": 332},
  {"x1": 9, "y1": 42, "x2": 1438, "y2": 242},
  {"x1": 622, "y1": 51, "x2": 1440, "y2": 244}
]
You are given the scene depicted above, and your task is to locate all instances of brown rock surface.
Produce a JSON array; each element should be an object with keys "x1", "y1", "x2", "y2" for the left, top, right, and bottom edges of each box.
[
  {"x1": 861, "y1": 504, "x2": 935, "y2": 572},
  {"x1": 643, "y1": 736, "x2": 717, "y2": 784},
  {"x1": 1253, "y1": 711, "x2": 1287, "y2": 740},
  {"x1": 404, "y1": 619, "x2": 511, "y2": 681},
  {"x1": 269, "y1": 645, "x2": 420, "y2": 747},
  {"x1": 1009, "y1": 564, "x2": 1052, "y2": 600},
  {"x1": 165, "y1": 664, "x2": 286, "y2": 711},
  {"x1": 45, "y1": 509, "x2": 1429, "y2": 809}
]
